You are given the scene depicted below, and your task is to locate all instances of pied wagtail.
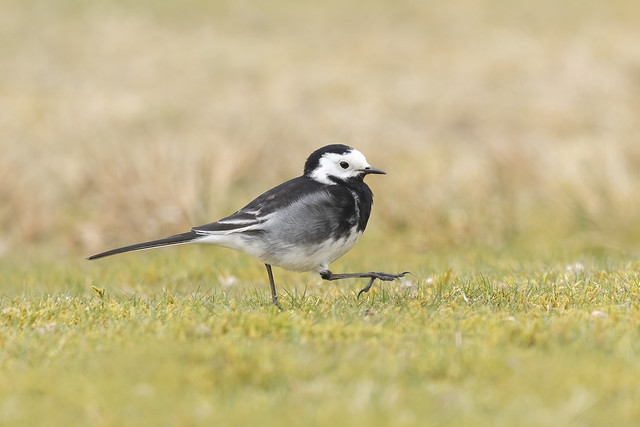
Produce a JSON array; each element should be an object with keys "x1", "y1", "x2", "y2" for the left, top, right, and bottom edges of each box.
[{"x1": 88, "y1": 144, "x2": 407, "y2": 308}]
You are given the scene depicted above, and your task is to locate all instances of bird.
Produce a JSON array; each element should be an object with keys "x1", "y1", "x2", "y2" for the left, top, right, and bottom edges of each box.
[{"x1": 88, "y1": 144, "x2": 407, "y2": 308}]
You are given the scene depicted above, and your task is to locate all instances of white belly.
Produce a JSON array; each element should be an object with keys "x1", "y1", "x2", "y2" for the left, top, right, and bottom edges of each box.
[{"x1": 196, "y1": 227, "x2": 362, "y2": 273}]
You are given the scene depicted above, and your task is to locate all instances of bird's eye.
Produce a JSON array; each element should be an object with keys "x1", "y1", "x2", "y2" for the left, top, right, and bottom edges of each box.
[{"x1": 340, "y1": 161, "x2": 349, "y2": 169}]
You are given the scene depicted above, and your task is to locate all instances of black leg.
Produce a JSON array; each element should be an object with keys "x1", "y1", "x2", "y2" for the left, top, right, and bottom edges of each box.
[
  {"x1": 320, "y1": 270, "x2": 409, "y2": 298},
  {"x1": 265, "y1": 264, "x2": 283, "y2": 310}
]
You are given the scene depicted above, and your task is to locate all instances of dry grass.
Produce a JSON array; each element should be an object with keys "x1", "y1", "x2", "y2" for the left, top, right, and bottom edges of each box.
[{"x1": 2, "y1": 0, "x2": 640, "y2": 257}]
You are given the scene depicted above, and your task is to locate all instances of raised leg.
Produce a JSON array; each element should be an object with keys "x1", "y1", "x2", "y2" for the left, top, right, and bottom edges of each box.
[
  {"x1": 320, "y1": 270, "x2": 409, "y2": 298},
  {"x1": 265, "y1": 264, "x2": 283, "y2": 310}
]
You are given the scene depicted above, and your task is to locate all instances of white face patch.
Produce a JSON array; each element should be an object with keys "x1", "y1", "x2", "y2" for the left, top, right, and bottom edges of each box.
[{"x1": 310, "y1": 149, "x2": 372, "y2": 184}]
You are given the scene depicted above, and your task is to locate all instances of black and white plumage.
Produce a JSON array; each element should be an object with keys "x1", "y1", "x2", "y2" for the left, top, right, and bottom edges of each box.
[{"x1": 88, "y1": 144, "x2": 407, "y2": 307}]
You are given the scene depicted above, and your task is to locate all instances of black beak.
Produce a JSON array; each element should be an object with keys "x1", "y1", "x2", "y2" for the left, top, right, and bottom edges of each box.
[{"x1": 363, "y1": 166, "x2": 386, "y2": 175}]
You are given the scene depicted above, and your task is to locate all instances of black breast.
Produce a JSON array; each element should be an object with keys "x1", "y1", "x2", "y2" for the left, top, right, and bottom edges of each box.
[{"x1": 331, "y1": 178, "x2": 374, "y2": 234}]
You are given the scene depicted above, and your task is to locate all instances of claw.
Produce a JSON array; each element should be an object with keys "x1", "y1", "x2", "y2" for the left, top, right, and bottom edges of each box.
[
  {"x1": 375, "y1": 271, "x2": 411, "y2": 281},
  {"x1": 357, "y1": 277, "x2": 376, "y2": 299}
]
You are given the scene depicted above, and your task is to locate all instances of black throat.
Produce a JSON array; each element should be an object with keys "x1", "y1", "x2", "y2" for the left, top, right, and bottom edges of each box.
[{"x1": 329, "y1": 176, "x2": 374, "y2": 233}]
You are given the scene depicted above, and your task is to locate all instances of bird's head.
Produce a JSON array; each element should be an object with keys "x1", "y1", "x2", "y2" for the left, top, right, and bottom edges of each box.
[{"x1": 304, "y1": 144, "x2": 386, "y2": 185}]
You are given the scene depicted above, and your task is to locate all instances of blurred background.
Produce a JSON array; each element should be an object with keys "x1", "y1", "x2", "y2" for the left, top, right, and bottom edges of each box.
[{"x1": 2, "y1": 0, "x2": 640, "y2": 264}]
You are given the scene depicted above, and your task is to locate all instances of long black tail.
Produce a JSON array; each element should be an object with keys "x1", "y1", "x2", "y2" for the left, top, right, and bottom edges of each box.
[{"x1": 87, "y1": 231, "x2": 200, "y2": 260}]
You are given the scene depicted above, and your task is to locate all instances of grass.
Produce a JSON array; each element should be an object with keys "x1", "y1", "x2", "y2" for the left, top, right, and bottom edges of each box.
[
  {"x1": 3, "y1": 0, "x2": 640, "y2": 425},
  {"x1": 2, "y1": 249, "x2": 640, "y2": 426}
]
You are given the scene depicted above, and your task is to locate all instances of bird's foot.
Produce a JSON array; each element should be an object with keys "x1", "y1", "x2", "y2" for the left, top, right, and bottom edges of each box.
[{"x1": 319, "y1": 270, "x2": 410, "y2": 299}]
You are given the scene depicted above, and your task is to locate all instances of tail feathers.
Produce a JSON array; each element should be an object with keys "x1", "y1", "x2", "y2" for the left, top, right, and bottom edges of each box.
[{"x1": 87, "y1": 231, "x2": 200, "y2": 260}]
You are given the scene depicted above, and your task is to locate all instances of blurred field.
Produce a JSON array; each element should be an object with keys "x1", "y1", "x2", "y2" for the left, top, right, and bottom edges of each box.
[
  {"x1": 2, "y1": 0, "x2": 640, "y2": 257},
  {"x1": 2, "y1": 0, "x2": 640, "y2": 425}
]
